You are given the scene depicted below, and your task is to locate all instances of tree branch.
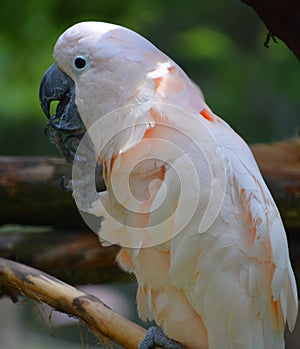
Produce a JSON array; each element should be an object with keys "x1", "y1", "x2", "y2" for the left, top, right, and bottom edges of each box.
[
  {"x1": 251, "y1": 139, "x2": 300, "y2": 229},
  {"x1": 0, "y1": 228, "x2": 124, "y2": 285},
  {"x1": 1, "y1": 139, "x2": 299, "y2": 229},
  {"x1": 0, "y1": 257, "x2": 147, "y2": 349},
  {"x1": 241, "y1": 0, "x2": 300, "y2": 60},
  {"x1": 0, "y1": 156, "x2": 104, "y2": 228}
]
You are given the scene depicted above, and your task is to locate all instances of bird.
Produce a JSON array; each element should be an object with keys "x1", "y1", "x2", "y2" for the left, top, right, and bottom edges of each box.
[{"x1": 39, "y1": 21, "x2": 298, "y2": 349}]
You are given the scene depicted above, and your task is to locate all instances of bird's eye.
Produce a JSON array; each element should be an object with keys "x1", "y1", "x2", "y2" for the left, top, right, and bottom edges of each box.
[{"x1": 73, "y1": 56, "x2": 87, "y2": 71}]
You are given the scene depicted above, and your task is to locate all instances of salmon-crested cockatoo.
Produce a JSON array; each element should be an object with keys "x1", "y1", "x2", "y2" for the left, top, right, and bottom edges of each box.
[{"x1": 39, "y1": 22, "x2": 298, "y2": 349}]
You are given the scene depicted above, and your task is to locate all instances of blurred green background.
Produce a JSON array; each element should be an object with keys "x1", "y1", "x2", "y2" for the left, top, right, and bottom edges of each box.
[{"x1": 0, "y1": 0, "x2": 299, "y2": 157}]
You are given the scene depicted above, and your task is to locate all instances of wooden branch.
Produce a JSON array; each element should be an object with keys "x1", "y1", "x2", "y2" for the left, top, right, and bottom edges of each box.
[
  {"x1": 241, "y1": 0, "x2": 300, "y2": 60},
  {"x1": 0, "y1": 156, "x2": 105, "y2": 228},
  {"x1": 1, "y1": 139, "x2": 299, "y2": 229},
  {"x1": 0, "y1": 157, "x2": 82, "y2": 228},
  {"x1": 251, "y1": 139, "x2": 300, "y2": 229},
  {"x1": 0, "y1": 228, "x2": 124, "y2": 285},
  {"x1": 0, "y1": 257, "x2": 147, "y2": 349}
]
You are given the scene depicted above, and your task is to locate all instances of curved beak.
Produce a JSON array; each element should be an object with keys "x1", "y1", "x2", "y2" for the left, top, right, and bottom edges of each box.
[
  {"x1": 39, "y1": 64, "x2": 86, "y2": 162},
  {"x1": 39, "y1": 63, "x2": 83, "y2": 134}
]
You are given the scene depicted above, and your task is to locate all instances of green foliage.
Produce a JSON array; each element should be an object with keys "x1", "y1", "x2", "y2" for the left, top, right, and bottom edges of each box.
[{"x1": 0, "y1": 0, "x2": 299, "y2": 155}]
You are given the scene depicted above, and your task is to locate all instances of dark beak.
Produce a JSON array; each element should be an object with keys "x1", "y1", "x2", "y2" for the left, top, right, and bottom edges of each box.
[
  {"x1": 39, "y1": 63, "x2": 83, "y2": 133},
  {"x1": 39, "y1": 64, "x2": 85, "y2": 162}
]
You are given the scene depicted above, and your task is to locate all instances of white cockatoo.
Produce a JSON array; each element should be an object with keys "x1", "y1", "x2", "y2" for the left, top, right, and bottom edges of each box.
[{"x1": 39, "y1": 22, "x2": 298, "y2": 349}]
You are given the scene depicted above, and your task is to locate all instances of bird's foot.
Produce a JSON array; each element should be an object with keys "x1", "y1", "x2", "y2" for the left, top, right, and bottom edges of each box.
[
  {"x1": 61, "y1": 175, "x2": 73, "y2": 191},
  {"x1": 138, "y1": 326, "x2": 185, "y2": 349}
]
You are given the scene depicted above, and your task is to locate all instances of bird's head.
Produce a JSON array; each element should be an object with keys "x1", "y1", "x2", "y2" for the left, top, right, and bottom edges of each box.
[{"x1": 39, "y1": 21, "x2": 169, "y2": 160}]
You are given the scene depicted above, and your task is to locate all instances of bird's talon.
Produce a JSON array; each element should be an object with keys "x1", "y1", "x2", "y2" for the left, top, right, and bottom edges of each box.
[
  {"x1": 60, "y1": 176, "x2": 73, "y2": 192},
  {"x1": 139, "y1": 326, "x2": 185, "y2": 349}
]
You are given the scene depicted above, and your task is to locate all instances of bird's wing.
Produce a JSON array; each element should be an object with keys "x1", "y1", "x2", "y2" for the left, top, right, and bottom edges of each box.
[{"x1": 168, "y1": 122, "x2": 298, "y2": 349}]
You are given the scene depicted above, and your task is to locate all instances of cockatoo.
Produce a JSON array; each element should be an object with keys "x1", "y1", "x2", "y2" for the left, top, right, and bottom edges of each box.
[{"x1": 39, "y1": 22, "x2": 298, "y2": 349}]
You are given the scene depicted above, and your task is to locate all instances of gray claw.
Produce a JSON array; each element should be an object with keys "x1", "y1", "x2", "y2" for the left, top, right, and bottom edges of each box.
[
  {"x1": 138, "y1": 326, "x2": 185, "y2": 349},
  {"x1": 60, "y1": 176, "x2": 73, "y2": 192}
]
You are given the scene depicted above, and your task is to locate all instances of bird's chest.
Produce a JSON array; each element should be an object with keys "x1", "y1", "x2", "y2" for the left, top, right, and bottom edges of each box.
[{"x1": 117, "y1": 246, "x2": 209, "y2": 349}]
